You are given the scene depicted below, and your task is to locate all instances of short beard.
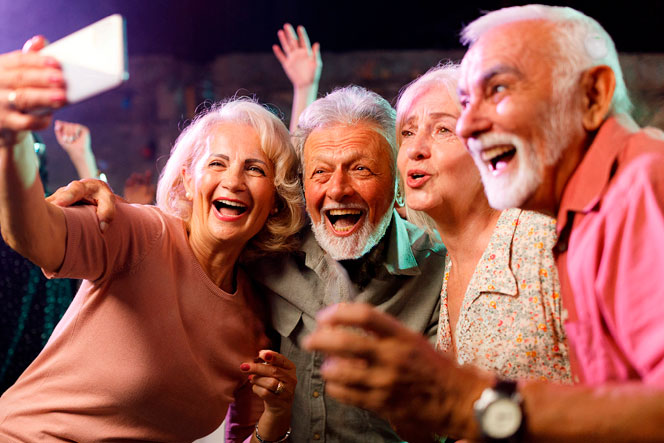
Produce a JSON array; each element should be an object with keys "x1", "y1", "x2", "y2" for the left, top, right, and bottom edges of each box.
[{"x1": 311, "y1": 205, "x2": 394, "y2": 261}]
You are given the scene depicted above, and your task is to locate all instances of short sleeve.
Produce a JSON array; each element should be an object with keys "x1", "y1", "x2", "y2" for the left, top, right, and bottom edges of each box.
[{"x1": 44, "y1": 203, "x2": 164, "y2": 283}]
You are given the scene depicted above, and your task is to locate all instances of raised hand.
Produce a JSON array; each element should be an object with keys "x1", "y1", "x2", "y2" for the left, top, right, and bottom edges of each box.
[
  {"x1": 54, "y1": 120, "x2": 99, "y2": 179},
  {"x1": 272, "y1": 23, "x2": 322, "y2": 89},
  {"x1": 0, "y1": 35, "x2": 66, "y2": 148},
  {"x1": 272, "y1": 23, "x2": 322, "y2": 132}
]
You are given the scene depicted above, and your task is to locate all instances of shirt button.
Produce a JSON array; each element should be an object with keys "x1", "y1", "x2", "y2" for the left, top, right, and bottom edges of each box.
[
  {"x1": 312, "y1": 390, "x2": 320, "y2": 398},
  {"x1": 313, "y1": 433, "x2": 321, "y2": 440}
]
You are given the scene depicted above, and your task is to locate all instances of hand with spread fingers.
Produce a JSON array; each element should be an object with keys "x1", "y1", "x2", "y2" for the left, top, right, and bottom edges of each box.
[
  {"x1": 272, "y1": 23, "x2": 321, "y2": 132},
  {"x1": 304, "y1": 303, "x2": 491, "y2": 441},
  {"x1": 241, "y1": 350, "x2": 297, "y2": 442},
  {"x1": 0, "y1": 35, "x2": 66, "y2": 147}
]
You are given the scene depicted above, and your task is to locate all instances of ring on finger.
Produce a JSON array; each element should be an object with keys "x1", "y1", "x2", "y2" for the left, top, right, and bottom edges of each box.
[
  {"x1": 7, "y1": 90, "x2": 17, "y2": 110},
  {"x1": 274, "y1": 381, "x2": 284, "y2": 395}
]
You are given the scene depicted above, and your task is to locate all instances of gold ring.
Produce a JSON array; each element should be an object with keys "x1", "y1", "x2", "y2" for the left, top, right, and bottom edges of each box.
[
  {"x1": 7, "y1": 90, "x2": 17, "y2": 110},
  {"x1": 274, "y1": 381, "x2": 284, "y2": 395}
]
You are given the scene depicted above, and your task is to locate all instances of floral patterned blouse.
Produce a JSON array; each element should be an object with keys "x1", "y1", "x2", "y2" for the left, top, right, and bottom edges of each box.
[{"x1": 436, "y1": 208, "x2": 571, "y2": 382}]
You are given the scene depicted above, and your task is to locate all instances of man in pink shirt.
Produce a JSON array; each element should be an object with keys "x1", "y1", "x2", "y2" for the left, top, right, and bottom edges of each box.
[{"x1": 305, "y1": 4, "x2": 664, "y2": 442}]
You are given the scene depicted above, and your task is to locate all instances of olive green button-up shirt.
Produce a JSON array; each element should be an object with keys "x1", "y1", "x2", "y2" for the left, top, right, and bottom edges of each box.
[{"x1": 249, "y1": 212, "x2": 446, "y2": 443}]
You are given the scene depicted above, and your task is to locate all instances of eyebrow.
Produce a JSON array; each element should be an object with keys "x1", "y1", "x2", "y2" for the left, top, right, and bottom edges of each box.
[
  {"x1": 209, "y1": 153, "x2": 268, "y2": 166},
  {"x1": 457, "y1": 64, "x2": 523, "y2": 96},
  {"x1": 403, "y1": 111, "x2": 457, "y2": 126}
]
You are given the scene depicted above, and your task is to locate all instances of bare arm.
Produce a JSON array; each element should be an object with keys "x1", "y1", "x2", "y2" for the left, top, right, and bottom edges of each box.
[
  {"x1": 0, "y1": 41, "x2": 67, "y2": 272},
  {"x1": 54, "y1": 120, "x2": 99, "y2": 179},
  {"x1": 305, "y1": 303, "x2": 664, "y2": 442},
  {"x1": 272, "y1": 23, "x2": 321, "y2": 132}
]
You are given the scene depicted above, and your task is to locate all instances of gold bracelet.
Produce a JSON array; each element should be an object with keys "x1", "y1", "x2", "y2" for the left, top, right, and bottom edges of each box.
[{"x1": 254, "y1": 425, "x2": 291, "y2": 443}]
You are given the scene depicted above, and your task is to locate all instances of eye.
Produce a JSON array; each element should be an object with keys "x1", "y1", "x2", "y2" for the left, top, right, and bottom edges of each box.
[
  {"x1": 401, "y1": 129, "x2": 414, "y2": 138},
  {"x1": 436, "y1": 126, "x2": 450, "y2": 134},
  {"x1": 247, "y1": 165, "x2": 266, "y2": 176},
  {"x1": 491, "y1": 84, "x2": 506, "y2": 95},
  {"x1": 208, "y1": 159, "x2": 224, "y2": 168}
]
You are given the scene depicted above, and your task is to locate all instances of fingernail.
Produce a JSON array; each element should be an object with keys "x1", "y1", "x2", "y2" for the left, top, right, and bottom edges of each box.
[
  {"x1": 264, "y1": 353, "x2": 273, "y2": 361},
  {"x1": 49, "y1": 75, "x2": 64, "y2": 85},
  {"x1": 240, "y1": 363, "x2": 250, "y2": 371},
  {"x1": 99, "y1": 221, "x2": 109, "y2": 233},
  {"x1": 248, "y1": 374, "x2": 254, "y2": 382},
  {"x1": 51, "y1": 92, "x2": 66, "y2": 104},
  {"x1": 44, "y1": 57, "x2": 60, "y2": 68}
]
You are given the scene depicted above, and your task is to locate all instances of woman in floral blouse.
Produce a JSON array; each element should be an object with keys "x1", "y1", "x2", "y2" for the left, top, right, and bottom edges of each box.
[{"x1": 396, "y1": 62, "x2": 571, "y2": 382}]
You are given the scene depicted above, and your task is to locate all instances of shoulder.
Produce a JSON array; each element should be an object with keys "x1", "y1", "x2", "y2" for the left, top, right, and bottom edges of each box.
[{"x1": 397, "y1": 215, "x2": 446, "y2": 256}]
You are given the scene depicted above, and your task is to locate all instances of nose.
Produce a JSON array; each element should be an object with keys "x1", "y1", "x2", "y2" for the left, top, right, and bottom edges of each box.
[
  {"x1": 326, "y1": 168, "x2": 354, "y2": 202},
  {"x1": 405, "y1": 132, "x2": 432, "y2": 161},
  {"x1": 456, "y1": 100, "x2": 492, "y2": 143},
  {"x1": 221, "y1": 164, "x2": 246, "y2": 192}
]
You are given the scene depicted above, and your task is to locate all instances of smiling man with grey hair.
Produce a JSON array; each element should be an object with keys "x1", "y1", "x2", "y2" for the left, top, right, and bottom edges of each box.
[
  {"x1": 305, "y1": 5, "x2": 664, "y2": 442},
  {"x1": 250, "y1": 85, "x2": 446, "y2": 443}
]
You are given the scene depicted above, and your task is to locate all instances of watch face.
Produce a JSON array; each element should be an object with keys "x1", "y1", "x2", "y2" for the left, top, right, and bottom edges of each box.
[{"x1": 482, "y1": 397, "x2": 523, "y2": 438}]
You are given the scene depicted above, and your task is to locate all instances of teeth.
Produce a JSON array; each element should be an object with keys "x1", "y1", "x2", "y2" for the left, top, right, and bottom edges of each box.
[
  {"x1": 217, "y1": 200, "x2": 246, "y2": 208},
  {"x1": 481, "y1": 145, "x2": 514, "y2": 162},
  {"x1": 328, "y1": 209, "x2": 362, "y2": 216},
  {"x1": 334, "y1": 226, "x2": 353, "y2": 232}
]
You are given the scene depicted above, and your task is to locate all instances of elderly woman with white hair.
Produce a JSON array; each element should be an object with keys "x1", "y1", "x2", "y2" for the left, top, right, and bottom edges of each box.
[
  {"x1": 0, "y1": 38, "x2": 303, "y2": 443},
  {"x1": 395, "y1": 62, "x2": 571, "y2": 382}
]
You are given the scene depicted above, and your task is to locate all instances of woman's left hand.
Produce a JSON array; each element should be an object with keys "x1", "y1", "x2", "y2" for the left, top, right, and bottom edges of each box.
[{"x1": 241, "y1": 350, "x2": 296, "y2": 414}]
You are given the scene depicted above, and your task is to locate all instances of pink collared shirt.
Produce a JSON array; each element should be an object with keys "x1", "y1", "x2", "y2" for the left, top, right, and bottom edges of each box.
[{"x1": 556, "y1": 116, "x2": 664, "y2": 386}]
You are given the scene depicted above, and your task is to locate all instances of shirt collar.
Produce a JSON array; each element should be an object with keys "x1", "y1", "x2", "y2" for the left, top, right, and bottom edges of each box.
[
  {"x1": 475, "y1": 208, "x2": 520, "y2": 297},
  {"x1": 556, "y1": 116, "x2": 632, "y2": 234},
  {"x1": 300, "y1": 210, "x2": 429, "y2": 277}
]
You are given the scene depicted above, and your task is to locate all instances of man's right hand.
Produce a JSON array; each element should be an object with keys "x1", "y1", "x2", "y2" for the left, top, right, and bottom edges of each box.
[{"x1": 46, "y1": 178, "x2": 117, "y2": 232}]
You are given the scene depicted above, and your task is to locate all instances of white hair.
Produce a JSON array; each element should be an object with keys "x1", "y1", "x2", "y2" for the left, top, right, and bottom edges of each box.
[
  {"x1": 292, "y1": 85, "x2": 397, "y2": 177},
  {"x1": 461, "y1": 4, "x2": 632, "y2": 116},
  {"x1": 395, "y1": 62, "x2": 461, "y2": 238}
]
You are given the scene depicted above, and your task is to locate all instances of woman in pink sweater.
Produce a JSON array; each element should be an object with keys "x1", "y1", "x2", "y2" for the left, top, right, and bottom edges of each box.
[{"x1": 0, "y1": 37, "x2": 303, "y2": 443}]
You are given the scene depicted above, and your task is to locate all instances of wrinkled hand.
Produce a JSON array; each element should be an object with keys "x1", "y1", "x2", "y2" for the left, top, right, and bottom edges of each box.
[
  {"x1": 0, "y1": 35, "x2": 66, "y2": 147},
  {"x1": 54, "y1": 120, "x2": 91, "y2": 156},
  {"x1": 124, "y1": 170, "x2": 156, "y2": 205},
  {"x1": 272, "y1": 23, "x2": 322, "y2": 89},
  {"x1": 304, "y1": 303, "x2": 489, "y2": 440},
  {"x1": 241, "y1": 350, "x2": 297, "y2": 416},
  {"x1": 46, "y1": 178, "x2": 118, "y2": 232}
]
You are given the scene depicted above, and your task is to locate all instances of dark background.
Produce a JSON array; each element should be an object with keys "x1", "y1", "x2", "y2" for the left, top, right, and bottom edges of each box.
[{"x1": 1, "y1": 0, "x2": 663, "y2": 59}]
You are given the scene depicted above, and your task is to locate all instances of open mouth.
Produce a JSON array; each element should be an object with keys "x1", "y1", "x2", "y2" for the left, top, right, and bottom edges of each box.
[
  {"x1": 481, "y1": 145, "x2": 516, "y2": 172},
  {"x1": 213, "y1": 199, "x2": 248, "y2": 217},
  {"x1": 325, "y1": 208, "x2": 364, "y2": 234}
]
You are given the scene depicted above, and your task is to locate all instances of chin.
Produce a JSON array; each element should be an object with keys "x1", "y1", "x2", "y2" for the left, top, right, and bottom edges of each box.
[
  {"x1": 311, "y1": 209, "x2": 392, "y2": 260},
  {"x1": 481, "y1": 163, "x2": 542, "y2": 211}
]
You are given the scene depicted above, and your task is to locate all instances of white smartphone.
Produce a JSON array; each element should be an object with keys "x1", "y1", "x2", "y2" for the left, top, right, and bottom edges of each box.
[{"x1": 40, "y1": 14, "x2": 129, "y2": 104}]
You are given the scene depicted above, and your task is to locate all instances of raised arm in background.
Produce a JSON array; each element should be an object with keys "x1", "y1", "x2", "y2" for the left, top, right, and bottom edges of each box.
[
  {"x1": 54, "y1": 120, "x2": 99, "y2": 179},
  {"x1": 272, "y1": 23, "x2": 321, "y2": 132}
]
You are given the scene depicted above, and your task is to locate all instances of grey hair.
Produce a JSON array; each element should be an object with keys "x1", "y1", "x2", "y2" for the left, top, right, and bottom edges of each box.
[
  {"x1": 292, "y1": 85, "x2": 398, "y2": 177},
  {"x1": 156, "y1": 97, "x2": 305, "y2": 259},
  {"x1": 461, "y1": 4, "x2": 632, "y2": 116},
  {"x1": 393, "y1": 62, "x2": 461, "y2": 239}
]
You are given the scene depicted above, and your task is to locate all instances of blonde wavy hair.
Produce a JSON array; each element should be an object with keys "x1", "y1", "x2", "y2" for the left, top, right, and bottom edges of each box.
[{"x1": 156, "y1": 98, "x2": 305, "y2": 259}]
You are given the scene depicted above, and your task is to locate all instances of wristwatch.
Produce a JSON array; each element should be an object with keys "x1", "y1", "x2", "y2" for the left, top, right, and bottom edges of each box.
[{"x1": 473, "y1": 379, "x2": 523, "y2": 442}]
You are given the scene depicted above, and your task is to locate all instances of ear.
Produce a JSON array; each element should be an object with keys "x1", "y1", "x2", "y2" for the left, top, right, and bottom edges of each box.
[
  {"x1": 181, "y1": 167, "x2": 194, "y2": 200},
  {"x1": 580, "y1": 65, "x2": 615, "y2": 131}
]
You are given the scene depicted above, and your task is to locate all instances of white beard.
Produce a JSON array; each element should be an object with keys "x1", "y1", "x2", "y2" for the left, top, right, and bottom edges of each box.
[
  {"x1": 311, "y1": 205, "x2": 394, "y2": 260},
  {"x1": 469, "y1": 96, "x2": 576, "y2": 210}
]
